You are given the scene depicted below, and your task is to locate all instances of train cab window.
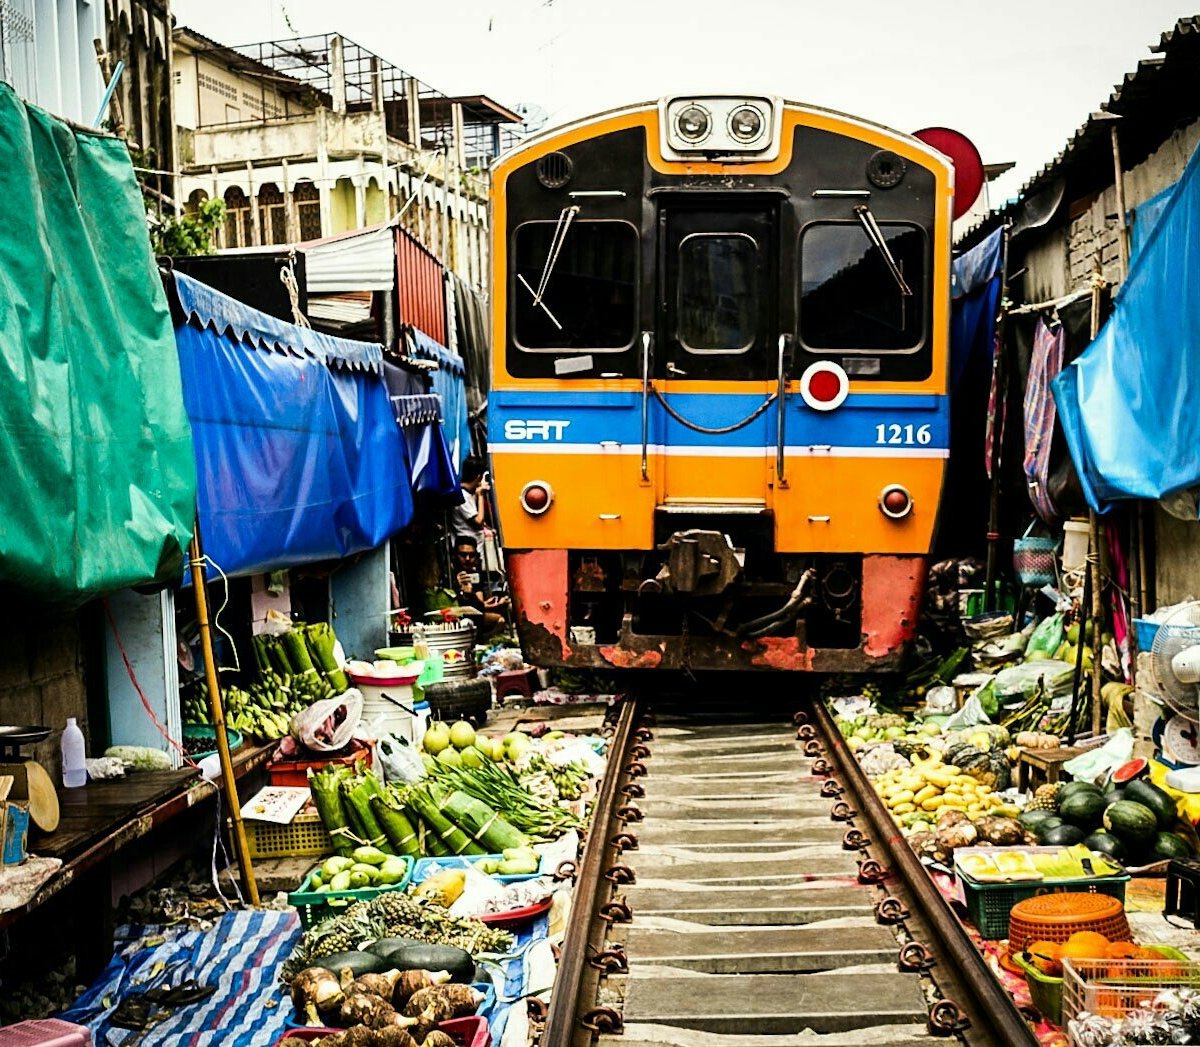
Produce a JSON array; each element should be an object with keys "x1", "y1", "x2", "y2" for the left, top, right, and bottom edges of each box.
[
  {"x1": 513, "y1": 220, "x2": 637, "y2": 352},
  {"x1": 799, "y1": 222, "x2": 927, "y2": 352},
  {"x1": 677, "y1": 233, "x2": 760, "y2": 354}
]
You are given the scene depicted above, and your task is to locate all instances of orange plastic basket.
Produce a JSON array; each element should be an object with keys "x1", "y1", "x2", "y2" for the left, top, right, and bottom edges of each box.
[{"x1": 1007, "y1": 892, "x2": 1131, "y2": 956}]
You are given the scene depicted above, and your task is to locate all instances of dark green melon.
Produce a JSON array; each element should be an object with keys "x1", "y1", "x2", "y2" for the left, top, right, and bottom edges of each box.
[
  {"x1": 1040, "y1": 824, "x2": 1086, "y2": 846},
  {"x1": 1150, "y1": 832, "x2": 1192, "y2": 861},
  {"x1": 1103, "y1": 800, "x2": 1158, "y2": 844},
  {"x1": 1083, "y1": 830, "x2": 1127, "y2": 862},
  {"x1": 1059, "y1": 791, "x2": 1107, "y2": 831},
  {"x1": 1123, "y1": 780, "x2": 1179, "y2": 831}
]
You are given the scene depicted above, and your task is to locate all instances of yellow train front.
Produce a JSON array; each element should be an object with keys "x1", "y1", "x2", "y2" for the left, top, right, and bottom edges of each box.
[{"x1": 487, "y1": 95, "x2": 953, "y2": 673}]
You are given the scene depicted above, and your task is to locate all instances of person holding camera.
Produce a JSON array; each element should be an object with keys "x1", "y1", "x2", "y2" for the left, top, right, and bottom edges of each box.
[
  {"x1": 453, "y1": 534, "x2": 508, "y2": 639},
  {"x1": 452, "y1": 457, "x2": 491, "y2": 543}
]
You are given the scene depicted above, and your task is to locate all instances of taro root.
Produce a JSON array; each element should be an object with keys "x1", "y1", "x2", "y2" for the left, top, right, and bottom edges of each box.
[
  {"x1": 374, "y1": 1029, "x2": 420, "y2": 1047},
  {"x1": 393, "y1": 970, "x2": 452, "y2": 1009},
  {"x1": 342, "y1": 1027, "x2": 376, "y2": 1047},
  {"x1": 420, "y1": 1033, "x2": 456, "y2": 1047},
  {"x1": 935, "y1": 820, "x2": 978, "y2": 855},
  {"x1": 315, "y1": 1036, "x2": 346, "y2": 1047},
  {"x1": 405, "y1": 984, "x2": 482, "y2": 1019},
  {"x1": 348, "y1": 971, "x2": 402, "y2": 1000},
  {"x1": 342, "y1": 991, "x2": 407, "y2": 1029},
  {"x1": 936, "y1": 809, "x2": 970, "y2": 831},
  {"x1": 291, "y1": 967, "x2": 345, "y2": 1026},
  {"x1": 976, "y1": 816, "x2": 1024, "y2": 846}
]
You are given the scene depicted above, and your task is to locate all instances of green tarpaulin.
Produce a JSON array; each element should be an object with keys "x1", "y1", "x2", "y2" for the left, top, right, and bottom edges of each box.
[{"x1": 0, "y1": 85, "x2": 196, "y2": 601}]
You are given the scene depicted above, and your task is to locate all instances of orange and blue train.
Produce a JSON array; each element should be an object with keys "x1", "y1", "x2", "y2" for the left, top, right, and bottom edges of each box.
[{"x1": 486, "y1": 95, "x2": 962, "y2": 674}]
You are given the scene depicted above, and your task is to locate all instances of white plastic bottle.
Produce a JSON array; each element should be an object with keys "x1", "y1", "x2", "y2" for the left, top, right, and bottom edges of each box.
[{"x1": 61, "y1": 717, "x2": 87, "y2": 788}]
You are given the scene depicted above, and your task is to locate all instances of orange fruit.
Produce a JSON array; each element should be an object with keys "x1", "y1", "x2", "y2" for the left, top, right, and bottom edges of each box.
[
  {"x1": 1104, "y1": 941, "x2": 1139, "y2": 959},
  {"x1": 1060, "y1": 931, "x2": 1110, "y2": 961},
  {"x1": 1025, "y1": 940, "x2": 1063, "y2": 976}
]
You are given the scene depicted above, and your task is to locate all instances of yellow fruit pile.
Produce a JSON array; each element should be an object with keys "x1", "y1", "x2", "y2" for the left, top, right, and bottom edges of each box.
[{"x1": 874, "y1": 752, "x2": 1018, "y2": 831}]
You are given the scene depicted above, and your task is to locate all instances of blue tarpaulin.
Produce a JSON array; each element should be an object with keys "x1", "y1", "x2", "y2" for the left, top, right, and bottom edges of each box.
[
  {"x1": 409, "y1": 327, "x2": 471, "y2": 468},
  {"x1": 950, "y1": 227, "x2": 1004, "y2": 391},
  {"x1": 1131, "y1": 181, "x2": 1177, "y2": 262},
  {"x1": 383, "y1": 371, "x2": 463, "y2": 503},
  {"x1": 174, "y1": 272, "x2": 413, "y2": 575},
  {"x1": 1053, "y1": 142, "x2": 1200, "y2": 511}
]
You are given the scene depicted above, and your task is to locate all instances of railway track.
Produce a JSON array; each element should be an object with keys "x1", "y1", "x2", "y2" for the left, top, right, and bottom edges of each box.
[{"x1": 540, "y1": 695, "x2": 1040, "y2": 1047}]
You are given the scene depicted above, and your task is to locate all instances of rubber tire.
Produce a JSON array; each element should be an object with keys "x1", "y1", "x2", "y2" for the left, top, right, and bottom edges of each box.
[{"x1": 423, "y1": 678, "x2": 492, "y2": 724}]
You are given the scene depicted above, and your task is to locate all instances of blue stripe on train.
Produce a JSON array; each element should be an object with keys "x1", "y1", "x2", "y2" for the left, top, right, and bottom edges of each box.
[{"x1": 489, "y1": 389, "x2": 950, "y2": 450}]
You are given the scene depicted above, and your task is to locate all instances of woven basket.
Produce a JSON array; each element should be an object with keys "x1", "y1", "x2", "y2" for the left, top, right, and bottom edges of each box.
[{"x1": 1013, "y1": 521, "x2": 1059, "y2": 588}]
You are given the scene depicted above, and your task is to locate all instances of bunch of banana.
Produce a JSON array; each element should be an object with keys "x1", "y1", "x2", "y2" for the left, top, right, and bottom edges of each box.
[
  {"x1": 182, "y1": 668, "x2": 331, "y2": 739},
  {"x1": 873, "y1": 752, "x2": 1019, "y2": 834}
]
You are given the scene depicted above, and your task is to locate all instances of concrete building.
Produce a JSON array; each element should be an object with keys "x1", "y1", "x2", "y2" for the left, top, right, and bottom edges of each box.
[{"x1": 173, "y1": 29, "x2": 521, "y2": 285}]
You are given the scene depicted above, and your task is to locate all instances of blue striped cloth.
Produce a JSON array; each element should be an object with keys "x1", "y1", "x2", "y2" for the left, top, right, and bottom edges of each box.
[{"x1": 60, "y1": 910, "x2": 300, "y2": 1046}]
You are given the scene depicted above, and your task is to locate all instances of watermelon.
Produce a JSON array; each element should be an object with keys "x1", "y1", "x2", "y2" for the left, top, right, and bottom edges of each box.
[
  {"x1": 1058, "y1": 791, "x2": 1106, "y2": 831},
  {"x1": 1040, "y1": 824, "x2": 1086, "y2": 846},
  {"x1": 1123, "y1": 780, "x2": 1179, "y2": 831},
  {"x1": 1102, "y1": 785, "x2": 1124, "y2": 806},
  {"x1": 1019, "y1": 810, "x2": 1060, "y2": 832},
  {"x1": 1056, "y1": 782, "x2": 1099, "y2": 806},
  {"x1": 1150, "y1": 832, "x2": 1192, "y2": 861},
  {"x1": 1084, "y1": 830, "x2": 1127, "y2": 862},
  {"x1": 1032, "y1": 815, "x2": 1065, "y2": 841},
  {"x1": 1111, "y1": 758, "x2": 1149, "y2": 785},
  {"x1": 1103, "y1": 800, "x2": 1158, "y2": 844}
]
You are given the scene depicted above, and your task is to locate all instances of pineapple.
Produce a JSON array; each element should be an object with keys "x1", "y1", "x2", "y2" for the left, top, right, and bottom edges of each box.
[{"x1": 1027, "y1": 783, "x2": 1060, "y2": 812}]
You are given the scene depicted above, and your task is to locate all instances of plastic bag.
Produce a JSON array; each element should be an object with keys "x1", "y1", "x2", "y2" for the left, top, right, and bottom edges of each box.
[
  {"x1": 942, "y1": 690, "x2": 993, "y2": 731},
  {"x1": 995, "y1": 660, "x2": 1075, "y2": 702},
  {"x1": 289, "y1": 690, "x2": 363, "y2": 752},
  {"x1": 375, "y1": 733, "x2": 427, "y2": 784},
  {"x1": 1024, "y1": 613, "x2": 1065, "y2": 660}
]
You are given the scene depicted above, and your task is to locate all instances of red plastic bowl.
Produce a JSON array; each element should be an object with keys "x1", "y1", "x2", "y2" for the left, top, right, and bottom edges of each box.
[{"x1": 478, "y1": 896, "x2": 552, "y2": 930}]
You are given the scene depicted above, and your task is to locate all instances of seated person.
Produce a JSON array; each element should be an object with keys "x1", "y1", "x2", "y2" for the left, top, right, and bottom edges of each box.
[{"x1": 453, "y1": 534, "x2": 509, "y2": 639}]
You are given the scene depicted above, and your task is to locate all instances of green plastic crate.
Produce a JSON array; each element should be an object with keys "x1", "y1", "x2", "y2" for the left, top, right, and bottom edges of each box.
[
  {"x1": 288, "y1": 855, "x2": 414, "y2": 929},
  {"x1": 960, "y1": 874, "x2": 1131, "y2": 940}
]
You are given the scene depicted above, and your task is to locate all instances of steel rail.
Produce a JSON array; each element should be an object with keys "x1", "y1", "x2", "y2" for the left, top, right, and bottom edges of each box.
[
  {"x1": 811, "y1": 698, "x2": 1040, "y2": 1047},
  {"x1": 541, "y1": 696, "x2": 640, "y2": 1047}
]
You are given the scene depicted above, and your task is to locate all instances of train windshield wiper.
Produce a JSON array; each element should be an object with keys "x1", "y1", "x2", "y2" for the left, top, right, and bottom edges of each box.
[
  {"x1": 520, "y1": 205, "x2": 580, "y2": 330},
  {"x1": 853, "y1": 204, "x2": 913, "y2": 297}
]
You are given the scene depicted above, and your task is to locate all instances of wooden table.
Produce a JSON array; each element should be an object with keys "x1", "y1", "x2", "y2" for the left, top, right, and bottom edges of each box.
[
  {"x1": 1014, "y1": 745, "x2": 1086, "y2": 792},
  {"x1": 0, "y1": 742, "x2": 273, "y2": 931}
]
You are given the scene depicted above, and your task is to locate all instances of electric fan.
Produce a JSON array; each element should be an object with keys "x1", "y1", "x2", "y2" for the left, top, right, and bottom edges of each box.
[{"x1": 1149, "y1": 602, "x2": 1200, "y2": 790}]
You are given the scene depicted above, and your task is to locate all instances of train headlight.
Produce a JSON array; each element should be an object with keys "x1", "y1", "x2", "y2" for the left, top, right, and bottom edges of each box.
[
  {"x1": 675, "y1": 104, "x2": 711, "y2": 143},
  {"x1": 728, "y1": 104, "x2": 765, "y2": 143},
  {"x1": 879, "y1": 484, "x2": 914, "y2": 520},
  {"x1": 520, "y1": 480, "x2": 554, "y2": 516},
  {"x1": 798, "y1": 361, "x2": 849, "y2": 412}
]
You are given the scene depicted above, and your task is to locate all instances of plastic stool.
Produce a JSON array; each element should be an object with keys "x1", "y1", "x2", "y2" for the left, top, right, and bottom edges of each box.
[
  {"x1": 494, "y1": 668, "x2": 538, "y2": 701},
  {"x1": 1164, "y1": 856, "x2": 1200, "y2": 928}
]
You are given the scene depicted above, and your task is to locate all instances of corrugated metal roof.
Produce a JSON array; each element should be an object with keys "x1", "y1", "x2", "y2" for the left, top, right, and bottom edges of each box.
[
  {"x1": 300, "y1": 224, "x2": 396, "y2": 293},
  {"x1": 961, "y1": 16, "x2": 1200, "y2": 245}
]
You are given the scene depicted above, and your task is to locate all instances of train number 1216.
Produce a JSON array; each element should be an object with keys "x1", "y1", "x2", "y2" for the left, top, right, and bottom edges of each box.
[{"x1": 875, "y1": 423, "x2": 933, "y2": 446}]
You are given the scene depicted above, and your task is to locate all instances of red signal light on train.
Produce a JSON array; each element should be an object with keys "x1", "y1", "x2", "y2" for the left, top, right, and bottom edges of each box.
[
  {"x1": 799, "y1": 362, "x2": 849, "y2": 412},
  {"x1": 879, "y1": 484, "x2": 914, "y2": 520},
  {"x1": 520, "y1": 480, "x2": 554, "y2": 515}
]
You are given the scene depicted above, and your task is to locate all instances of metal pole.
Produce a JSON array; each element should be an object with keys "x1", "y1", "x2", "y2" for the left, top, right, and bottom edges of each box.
[{"x1": 190, "y1": 527, "x2": 260, "y2": 906}]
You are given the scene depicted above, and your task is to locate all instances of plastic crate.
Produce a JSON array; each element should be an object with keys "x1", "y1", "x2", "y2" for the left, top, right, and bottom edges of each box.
[
  {"x1": 288, "y1": 855, "x2": 415, "y2": 929},
  {"x1": 960, "y1": 873, "x2": 1131, "y2": 940},
  {"x1": 266, "y1": 740, "x2": 372, "y2": 788},
  {"x1": 1014, "y1": 944, "x2": 1186, "y2": 1027},
  {"x1": 243, "y1": 812, "x2": 332, "y2": 860},
  {"x1": 1063, "y1": 950, "x2": 1200, "y2": 1039},
  {"x1": 413, "y1": 854, "x2": 541, "y2": 886},
  {"x1": 0, "y1": 1020, "x2": 92, "y2": 1045},
  {"x1": 440, "y1": 1017, "x2": 492, "y2": 1047}
]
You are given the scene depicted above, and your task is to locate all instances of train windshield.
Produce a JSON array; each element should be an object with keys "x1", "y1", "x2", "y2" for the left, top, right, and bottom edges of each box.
[
  {"x1": 799, "y1": 222, "x2": 927, "y2": 352},
  {"x1": 513, "y1": 220, "x2": 638, "y2": 352},
  {"x1": 677, "y1": 232, "x2": 760, "y2": 353}
]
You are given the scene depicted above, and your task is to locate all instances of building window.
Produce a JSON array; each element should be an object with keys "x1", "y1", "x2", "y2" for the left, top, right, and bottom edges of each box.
[
  {"x1": 223, "y1": 186, "x2": 253, "y2": 248},
  {"x1": 258, "y1": 183, "x2": 287, "y2": 245},
  {"x1": 294, "y1": 181, "x2": 322, "y2": 242}
]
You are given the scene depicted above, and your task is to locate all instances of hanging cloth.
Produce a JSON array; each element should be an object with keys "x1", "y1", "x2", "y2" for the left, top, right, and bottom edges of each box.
[{"x1": 1023, "y1": 318, "x2": 1066, "y2": 523}]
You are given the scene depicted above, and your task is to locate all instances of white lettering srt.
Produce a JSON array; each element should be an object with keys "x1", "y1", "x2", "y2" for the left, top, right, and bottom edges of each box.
[{"x1": 504, "y1": 419, "x2": 571, "y2": 441}]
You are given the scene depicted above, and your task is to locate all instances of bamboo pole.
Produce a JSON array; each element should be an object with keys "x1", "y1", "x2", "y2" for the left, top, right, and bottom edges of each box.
[
  {"x1": 190, "y1": 528, "x2": 260, "y2": 906},
  {"x1": 983, "y1": 223, "x2": 1012, "y2": 612},
  {"x1": 1088, "y1": 258, "x2": 1106, "y2": 736}
]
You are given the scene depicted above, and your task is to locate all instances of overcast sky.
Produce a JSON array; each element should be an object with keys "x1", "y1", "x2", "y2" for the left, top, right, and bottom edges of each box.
[{"x1": 175, "y1": 0, "x2": 1199, "y2": 203}]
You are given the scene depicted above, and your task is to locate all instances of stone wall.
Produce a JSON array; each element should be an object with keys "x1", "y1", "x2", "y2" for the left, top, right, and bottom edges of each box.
[{"x1": 0, "y1": 611, "x2": 89, "y2": 781}]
